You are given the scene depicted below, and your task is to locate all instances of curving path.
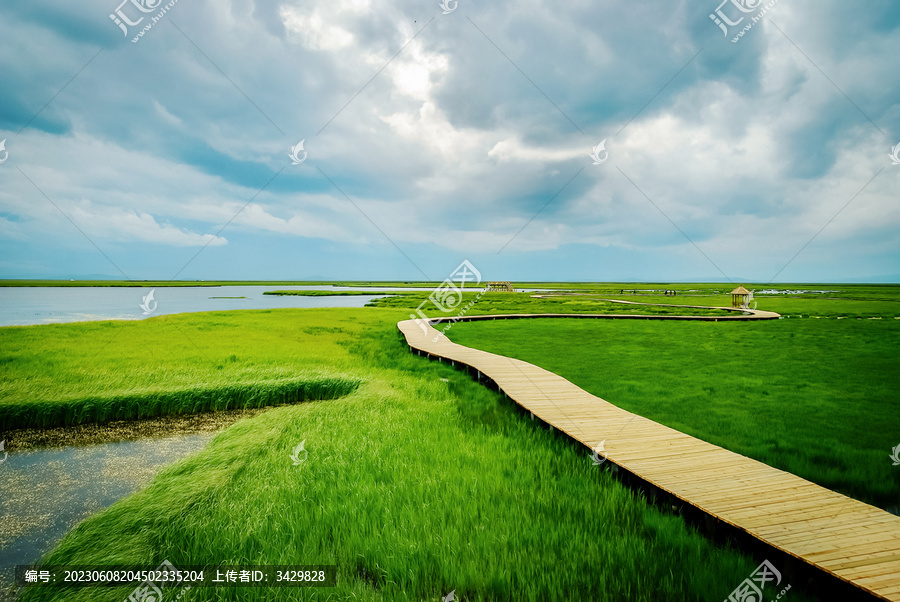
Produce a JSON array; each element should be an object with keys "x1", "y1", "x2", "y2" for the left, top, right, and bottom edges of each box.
[{"x1": 398, "y1": 306, "x2": 900, "y2": 602}]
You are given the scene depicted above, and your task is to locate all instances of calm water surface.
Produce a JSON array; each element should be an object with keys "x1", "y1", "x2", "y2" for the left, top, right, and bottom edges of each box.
[
  {"x1": 0, "y1": 285, "x2": 429, "y2": 327},
  {"x1": 0, "y1": 434, "x2": 214, "y2": 599}
]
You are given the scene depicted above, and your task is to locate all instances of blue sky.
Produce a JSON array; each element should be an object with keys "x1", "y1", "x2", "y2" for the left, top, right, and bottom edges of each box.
[{"x1": 1, "y1": 0, "x2": 898, "y2": 282}]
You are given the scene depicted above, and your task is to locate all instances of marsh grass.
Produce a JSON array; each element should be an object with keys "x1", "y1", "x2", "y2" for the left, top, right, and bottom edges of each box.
[
  {"x1": 14, "y1": 322, "x2": 800, "y2": 602},
  {"x1": 369, "y1": 291, "x2": 734, "y2": 317},
  {"x1": 4, "y1": 308, "x2": 813, "y2": 602},
  {"x1": 449, "y1": 316, "x2": 900, "y2": 509},
  {"x1": 264, "y1": 290, "x2": 412, "y2": 297},
  {"x1": 0, "y1": 310, "x2": 373, "y2": 430},
  {"x1": 0, "y1": 375, "x2": 359, "y2": 430},
  {"x1": 365, "y1": 282, "x2": 900, "y2": 320}
]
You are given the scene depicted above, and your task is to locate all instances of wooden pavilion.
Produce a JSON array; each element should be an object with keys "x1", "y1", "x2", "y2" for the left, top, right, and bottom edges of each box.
[{"x1": 730, "y1": 286, "x2": 751, "y2": 308}]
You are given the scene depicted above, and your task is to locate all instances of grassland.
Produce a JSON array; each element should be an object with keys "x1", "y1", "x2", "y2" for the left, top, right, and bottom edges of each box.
[
  {"x1": 0, "y1": 311, "x2": 363, "y2": 430},
  {"x1": 1, "y1": 307, "x2": 814, "y2": 602},
  {"x1": 369, "y1": 290, "x2": 735, "y2": 317},
  {"x1": 264, "y1": 290, "x2": 413, "y2": 297},
  {"x1": 447, "y1": 304, "x2": 900, "y2": 510}
]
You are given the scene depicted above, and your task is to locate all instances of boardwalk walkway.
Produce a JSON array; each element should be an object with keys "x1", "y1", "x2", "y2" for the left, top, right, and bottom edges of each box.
[{"x1": 397, "y1": 308, "x2": 900, "y2": 601}]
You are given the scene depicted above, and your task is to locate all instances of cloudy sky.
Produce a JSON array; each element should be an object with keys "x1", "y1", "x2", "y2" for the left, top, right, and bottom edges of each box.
[{"x1": 1, "y1": 0, "x2": 898, "y2": 282}]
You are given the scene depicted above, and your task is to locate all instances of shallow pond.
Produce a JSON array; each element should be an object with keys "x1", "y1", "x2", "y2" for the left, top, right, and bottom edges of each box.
[{"x1": 0, "y1": 431, "x2": 217, "y2": 599}]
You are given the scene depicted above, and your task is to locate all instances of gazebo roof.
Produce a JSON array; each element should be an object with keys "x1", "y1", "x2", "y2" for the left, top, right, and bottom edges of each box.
[{"x1": 730, "y1": 286, "x2": 751, "y2": 295}]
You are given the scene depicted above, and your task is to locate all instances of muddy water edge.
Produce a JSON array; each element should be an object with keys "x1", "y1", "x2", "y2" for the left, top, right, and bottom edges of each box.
[{"x1": 0, "y1": 407, "x2": 274, "y2": 601}]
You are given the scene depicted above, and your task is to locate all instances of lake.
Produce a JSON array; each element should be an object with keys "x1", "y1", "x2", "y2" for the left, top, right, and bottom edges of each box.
[{"x1": 0, "y1": 285, "x2": 429, "y2": 327}]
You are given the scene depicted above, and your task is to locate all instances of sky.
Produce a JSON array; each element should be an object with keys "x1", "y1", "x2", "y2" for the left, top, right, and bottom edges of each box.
[{"x1": 1, "y1": 0, "x2": 898, "y2": 283}]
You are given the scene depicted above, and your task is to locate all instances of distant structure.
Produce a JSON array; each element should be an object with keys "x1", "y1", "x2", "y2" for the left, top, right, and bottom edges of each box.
[
  {"x1": 620, "y1": 288, "x2": 676, "y2": 296},
  {"x1": 485, "y1": 281, "x2": 515, "y2": 292},
  {"x1": 730, "y1": 286, "x2": 752, "y2": 309}
]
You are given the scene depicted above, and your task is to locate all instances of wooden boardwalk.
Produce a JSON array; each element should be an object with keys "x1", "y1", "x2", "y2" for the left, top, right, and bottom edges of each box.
[{"x1": 398, "y1": 309, "x2": 900, "y2": 601}]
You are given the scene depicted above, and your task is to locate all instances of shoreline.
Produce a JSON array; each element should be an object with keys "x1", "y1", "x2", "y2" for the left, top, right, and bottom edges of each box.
[{"x1": 1, "y1": 406, "x2": 275, "y2": 450}]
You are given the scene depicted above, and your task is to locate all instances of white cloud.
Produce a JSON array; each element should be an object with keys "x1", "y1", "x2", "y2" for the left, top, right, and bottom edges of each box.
[
  {"x1": 488, "y1": 137, "x2": 584, "y2": 163},
  {"x1": 280, "y1": 4, "x2": 357, "y2": 51},
  {"x1": 1, "y1": 0, "x2": 896, "y2": 280},
  {"x1": 69, "y1": 205, "x2": 227, "y2": 247}
]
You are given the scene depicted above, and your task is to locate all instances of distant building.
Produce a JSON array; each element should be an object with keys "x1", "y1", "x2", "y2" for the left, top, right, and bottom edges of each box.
[
  {"x1": 730, "y1": 286, "x2": 752, "y2": 308},
  {"x1": 485, "y1": 281, "x2": 515, "y2": 292}
]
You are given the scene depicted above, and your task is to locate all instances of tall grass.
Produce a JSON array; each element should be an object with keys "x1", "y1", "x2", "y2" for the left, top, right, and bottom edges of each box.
[
  {"x1": 6, "y1": 308, "x2": 814, "y2": 601},
  {"x1": 449, "y1": 317, "x2": 900, "y2": 509},
  {"x1": 370, "y1": 291, "x2": 733, "y2": 316},
  {"x1": 0, "y1": 374, "x2": 360, "y2": 430},
  {"x1": 0, "y1": 310, "x2": 367, "y2": 430}
]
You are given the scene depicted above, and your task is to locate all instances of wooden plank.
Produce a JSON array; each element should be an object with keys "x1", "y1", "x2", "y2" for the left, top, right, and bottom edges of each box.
[
  {"x1": 804, "y1": 533, "x2": 900, "y2": 559},
  {"x1": 398, "y1": 315, "x2": 900, "y2": 602}
]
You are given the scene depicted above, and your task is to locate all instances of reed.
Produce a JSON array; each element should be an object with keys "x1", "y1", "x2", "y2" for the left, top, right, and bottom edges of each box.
[{"x1": 0, "y1": 374, "x2": 360, "y2": 430}]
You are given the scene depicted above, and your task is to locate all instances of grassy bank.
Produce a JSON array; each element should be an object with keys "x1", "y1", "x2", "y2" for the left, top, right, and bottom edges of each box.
[
  {"x1": 365, "y1": 282, "x2": 900, "y2": 320},
  {"x1": 264, "y1": 290, "x2": 411, "y2": 297},
  {"x1": 0, "y1": 311, "x2": 365, "y2": 430},
  {"x1": 4, "y1": 308, "x2": 811, "y2": 602},
  {"x1": 0, "y1": 377, "x2": 358, "y2": 431},
  {"x1": 449, "y1": 316, "x2": 900, "y2": 509},
  {"x1": 369, "y1": 291, "x2": 735, "y2": 317}
]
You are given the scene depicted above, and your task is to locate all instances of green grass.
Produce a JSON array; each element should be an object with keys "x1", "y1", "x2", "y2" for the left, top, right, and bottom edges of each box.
[
  {"x1": 2, "y1": 308, "x2": 811, "y2": 602},
  {"x1": 369, "y1": 291, "x2": 734, "y2": 317},
  {"x1": 264, "y1": 290, "x2": 412, "y2": 297},
  {"x1": 364, "y1": 282, "x2": 897, "y2": 319},
  {"x1": 448, "y1": 316, "x2": 900, "y2": 509},
  {"x1": 0, "y1": 310, "x2": 364, "y2": 429}
]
